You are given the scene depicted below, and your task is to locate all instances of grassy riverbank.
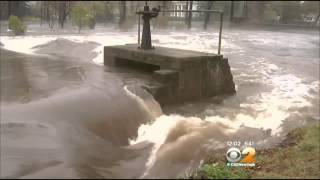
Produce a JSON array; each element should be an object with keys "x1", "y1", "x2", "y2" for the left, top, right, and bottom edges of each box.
[{"x1": 189, "y1": 124, "x2": 320, "y2": 179}]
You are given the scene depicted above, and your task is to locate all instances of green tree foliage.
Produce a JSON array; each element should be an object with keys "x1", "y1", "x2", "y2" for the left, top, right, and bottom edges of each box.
[
  {"x1": 71, "y1": 4, "x2": 89, "y2": 33},
  {"x1": 58, "y1": 1, "x2": 72, "y2": 28},
  {"x1": 71, "y1": 4, "x2": 97, "y2": 32},
  {"x1": 103, "y1": 2, "x2": 115, "y2": 23},
  {"x1": 89, "y1": 1, "x2": 106, "y2": 22},
  {"x1": 8, "y1": 15, "x2": 26, "y2": 35},
  {"x1": 86, "y1": 14, "x2": 96, "y2": 29}
]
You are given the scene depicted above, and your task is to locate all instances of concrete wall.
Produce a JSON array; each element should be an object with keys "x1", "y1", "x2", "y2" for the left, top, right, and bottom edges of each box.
[{"x1": 104, "y1": 45, "x2": 236, "y2": 106}]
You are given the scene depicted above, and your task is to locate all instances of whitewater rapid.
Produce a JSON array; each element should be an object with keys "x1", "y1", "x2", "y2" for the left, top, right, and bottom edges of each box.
[{"x1": 1, "y1": 27, "x2": 319, "y2": 178}]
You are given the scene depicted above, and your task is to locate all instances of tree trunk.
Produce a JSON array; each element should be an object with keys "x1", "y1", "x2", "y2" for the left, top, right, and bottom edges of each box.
[
  {"x1": 103, "y1": 1, "x2": 110, "y2": 25},
  {"x1": 203, "y1": 1, "x2": 213, "y2": 30},
  {"x1": 8, "y1": 1, "x2": 19, "y2": 17},
  {"x1": 315, "y1": 13, "x2": 320, "y2": 26},
  {"x1": 185, "y1": 1, "x2": 189, "y2": 24},
  {"x1": 187, "y1": 1, "x2": 193, "y2": 30},
  {"x1": 78, "y1": 18, "x2": 82, "y2": 33},
  {"x1": 46, "y1": 4, "x2": 50, "y2": 23},
  {"x1": 244, "y1": 1, "x2": 248, "y2": 18},
  {"x1": 162, "y1": 1, "x2": 167, "y2": 16},
  {"x1": 129, "y1": 1, "x2": 135, "y2": 16},
  {"x1": 119, "y1": 1, "x2": 126, "y2": 27},
  {"x1": 160, "y1": 1, "x2": 169, "y2": 28},
  {"x1": 40, "y1": 1, "x2": 43, "y2": 26},
  {"x1": 58, "y1": 2, "x2": 67, "y2": 28},
  {"x1": 230, "y1": 1, "x2": 234, "y2": 22},
  {"x1": 257, "y1": 2, "x2": 266, "y2": 22},
  {"x1": 8, "y1": 1, "x2": 12, "y2": 18}
]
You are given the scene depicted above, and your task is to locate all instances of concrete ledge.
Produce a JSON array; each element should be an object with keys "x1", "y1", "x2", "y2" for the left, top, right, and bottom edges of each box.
[{"x1": 104, "y1": 44, "x2": 236, "y2": 106}]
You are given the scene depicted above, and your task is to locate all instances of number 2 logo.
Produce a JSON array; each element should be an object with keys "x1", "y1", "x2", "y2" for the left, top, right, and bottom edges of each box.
[{"x1": 240, "y1": 147, "x2": 256, "y2": 163}]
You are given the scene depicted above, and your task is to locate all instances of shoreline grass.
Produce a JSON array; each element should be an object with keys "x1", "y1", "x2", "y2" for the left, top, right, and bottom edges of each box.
[{"x1": 188, "y1": 124, "x2": 320, "y2": 179}]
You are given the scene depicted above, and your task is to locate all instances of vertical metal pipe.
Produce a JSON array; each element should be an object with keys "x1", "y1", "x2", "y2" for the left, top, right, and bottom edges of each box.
[
  {"x1": 218, "y1": 12, "x2": 223, "y2": 55},
  {"x1": 138, "y1": 13, "x2": 141, "y2": 45}
]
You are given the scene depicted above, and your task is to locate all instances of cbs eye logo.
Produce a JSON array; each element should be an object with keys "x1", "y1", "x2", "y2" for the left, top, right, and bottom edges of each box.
[{"x1": 226, "y1": 147, "x2": 256, "y2": 163}]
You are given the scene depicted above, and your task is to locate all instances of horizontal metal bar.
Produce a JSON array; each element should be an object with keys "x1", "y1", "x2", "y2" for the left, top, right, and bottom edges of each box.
[
  {"x1": 136, "y1": 10, "x2": 223, "y2": 14},
  {"x1": 135, "y1": 9, "x2": 224, "y2": 55},
  {"x1": 159, "y1": 10, "x2": 223, "y2": 14}
]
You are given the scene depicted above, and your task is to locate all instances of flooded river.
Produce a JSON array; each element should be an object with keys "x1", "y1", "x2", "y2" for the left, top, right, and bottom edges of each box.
[{"x1": 0, "y1": 26, "x2": 319, "y2": 178}]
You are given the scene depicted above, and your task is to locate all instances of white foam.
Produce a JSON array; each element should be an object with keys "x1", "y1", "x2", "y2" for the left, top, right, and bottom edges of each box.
[
  {"x1": 129, "y1": 114, "x2": 188, "y2": 177},
  {"x1": 128, "y1": 57, "x2": 318, "y2": 175},
  {"x1": 1, "y1": 31, "x2": 318, "y2": 178},
  {"x1": 1, "y1": 36, "x2": 56, "y2": 54}
]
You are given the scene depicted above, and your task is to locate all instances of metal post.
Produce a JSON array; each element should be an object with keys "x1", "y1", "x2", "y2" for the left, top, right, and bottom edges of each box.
[
  {"x1": 138, "y1": 13, "x2": 141, "y2": 45},
  {"x1": 136, "y1": 9, "x2": 224, "y2": 54},
  {"x1": 218, "y1": 12, "x2": 223, "y2": 55}
]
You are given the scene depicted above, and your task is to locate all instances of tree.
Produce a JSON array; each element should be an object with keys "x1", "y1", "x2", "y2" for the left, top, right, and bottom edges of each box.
[
  {"x1": 39, "y1": 1, "x2": 45, "y2": 26},
  {"x1": 272, "y1": 1, "x2": 302, "y2": 24},
  {"x1": 41, "y1": 1, "x2": 58, "y2": 29},
  {"x1": 9, "y1": 15, "x2": 26, "y2": 35},
  {"x1": 58, "y1": 1, "x2": 72, "y2": 28},
  {"x1": 102, "y1": 1, "x2": 115, "y2": 24},
  {"x1": 0, "y1": 1, "x2": 9, "y2": 20},
  {"x1": 162, "y1": 1, "x2": 168, "y2": 16},
  {"x1": 119, "y1": 1, "x2": 127, "y2": 27},
  {"x1": 38, "y1": 1, "x2": 71, "y2": 29},
  {"x1": 203, "y1": 1, "x2": 213, "y2": 30},
  {"x1": 48, "y1": 2, "x2": 57, "y2": 29},
  {"x1": 71, "y1": 4, "x2": 88, "y2": 33},
  {"x1": 230, "y1": 1, "x2": 234, "y2": 22},
  {"x1": 7, "y1": 1, "x2": 30, "y2": 18},
  {"x1": 300, "y1": 1, "x2": 320, "y2": 26},
  {"x1": 86, "y1": 14, "x2": 95, "y2": 29},
  {"x1": 187, "y1": 1, "x2": 193, "y2": 29},
  {"x1": 184, "y1": 1, "x2": 189, "y2": 24}
]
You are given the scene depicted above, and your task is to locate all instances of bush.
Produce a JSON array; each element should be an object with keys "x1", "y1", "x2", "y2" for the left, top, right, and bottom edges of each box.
[
  {"x1": 86, "y1": 14, "x2": 96, "y2": 29},
  {"x1": 8, "y1": 15, "x2": 26, "y2": 35},
  {"x1": 71, "y1": 5, "x2": 89, "y2": 33}
]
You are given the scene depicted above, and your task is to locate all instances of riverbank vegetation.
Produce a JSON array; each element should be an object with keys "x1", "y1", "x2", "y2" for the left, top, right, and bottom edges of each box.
[
  {"x1": 8, "y1": 15, "x2": 26, "y2": 35},
  {"x1": 189, "y1": 124, "x2": 320, "y2": 179},
  {"x1": 0, "y1": 1, "x2": 319, "y2": 32}
]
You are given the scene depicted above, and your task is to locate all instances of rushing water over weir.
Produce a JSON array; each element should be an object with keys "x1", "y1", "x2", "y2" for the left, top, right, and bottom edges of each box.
[{"x1": 0, "y1": 28, "x2": 319, "y2": 178}]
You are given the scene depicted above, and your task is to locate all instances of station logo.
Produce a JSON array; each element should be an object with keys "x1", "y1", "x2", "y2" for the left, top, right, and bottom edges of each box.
[{"x1": 226, "y1": 147, "x2": 256, "y2": 167}]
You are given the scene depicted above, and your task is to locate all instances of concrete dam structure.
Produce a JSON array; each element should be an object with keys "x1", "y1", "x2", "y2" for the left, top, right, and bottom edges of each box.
[
  {"x1": 104, "y1": 4, "x2": 236, "y2": 106},
  {"x1": 104, "y1": 45, "x2": 236, "y2": 106}
]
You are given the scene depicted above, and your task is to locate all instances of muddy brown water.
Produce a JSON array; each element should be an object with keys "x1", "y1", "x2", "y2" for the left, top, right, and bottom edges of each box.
[{"x1": 0, "y1": 27, "x2": 319, "y2": 178}]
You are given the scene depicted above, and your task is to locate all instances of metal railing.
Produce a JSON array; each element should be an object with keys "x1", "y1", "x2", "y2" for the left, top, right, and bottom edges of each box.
[{"x1": 137, "y1": 9, "x2": 224, "y2": 55}]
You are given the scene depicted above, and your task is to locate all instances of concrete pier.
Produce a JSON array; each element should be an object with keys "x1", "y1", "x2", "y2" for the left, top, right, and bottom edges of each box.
[{"x1": 104, "y1": 44, "x2": 236, "y2": 105}]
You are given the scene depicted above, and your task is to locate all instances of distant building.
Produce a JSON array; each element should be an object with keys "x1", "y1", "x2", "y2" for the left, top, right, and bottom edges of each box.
[{"x1": 169, "y1": 1, "x2": 200, "y2": 18}]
